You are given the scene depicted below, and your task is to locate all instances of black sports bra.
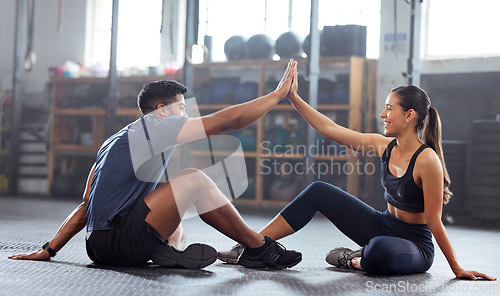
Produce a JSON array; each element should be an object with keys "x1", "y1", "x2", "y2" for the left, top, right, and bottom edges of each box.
[{"x1": 381, "y1": 139, "x2": 430, "y2": 213}]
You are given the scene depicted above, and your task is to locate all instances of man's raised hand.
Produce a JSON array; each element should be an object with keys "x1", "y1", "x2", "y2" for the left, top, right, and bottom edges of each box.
[{"x1": 274, "y1": 59, "x2": 298, "y2": 100}]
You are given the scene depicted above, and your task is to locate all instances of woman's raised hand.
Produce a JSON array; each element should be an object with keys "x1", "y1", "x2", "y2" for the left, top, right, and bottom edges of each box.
[{"x1": 274, "y1": 59, "x2": 298, "y2": 100}]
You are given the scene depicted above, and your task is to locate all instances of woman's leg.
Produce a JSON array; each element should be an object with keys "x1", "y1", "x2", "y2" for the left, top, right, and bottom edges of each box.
[
  {"x1": 359, "y1": 236, "x2": 432, "y2": 275},
  {"x1": 259, "y1": 181, "x2": 382, "y2": 246}
]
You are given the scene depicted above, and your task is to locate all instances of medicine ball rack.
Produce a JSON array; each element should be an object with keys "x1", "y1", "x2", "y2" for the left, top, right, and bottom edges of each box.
[
  {"x1": 189, "y1": 56, "x2": 377, "y2": 207},
  {"x1": 47, "y1": 72, "x2": 183, "y2": 196}
]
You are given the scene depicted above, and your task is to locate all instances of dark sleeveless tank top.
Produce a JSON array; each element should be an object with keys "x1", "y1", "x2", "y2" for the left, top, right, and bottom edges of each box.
[{"x1": 381, "y1": 139, "x2": 430, "y2": 213}]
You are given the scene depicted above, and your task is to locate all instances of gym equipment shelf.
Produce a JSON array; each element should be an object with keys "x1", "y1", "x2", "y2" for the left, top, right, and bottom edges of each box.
[
  {"x1": 192, "y1": 56, "x2": 377, "y2": 207},
  {"x1": 48, "y1": 73, "x2": 182, "y2": 195},
  {"x1": 197, "y1": 104, "x2": 350, "y2": 111},
  {"x1": 263, "y1": 154, "x2": 348, "y2": 161},
  {"x1": 190, "y1": 150, "x2": 257, "y2": 158},
  {"x1": 48, "y1": 57, "x2": 377, "y2": 207}
]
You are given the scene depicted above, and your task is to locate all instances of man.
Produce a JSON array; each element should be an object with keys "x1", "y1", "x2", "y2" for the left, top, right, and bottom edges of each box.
[{"x1": 9, "y1": 59, "x2": 301, "y2": 270}]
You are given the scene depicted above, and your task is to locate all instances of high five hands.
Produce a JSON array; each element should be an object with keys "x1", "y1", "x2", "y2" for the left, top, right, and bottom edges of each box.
[{"x1": 274, "y1": 59, "x2": 298, "y2": 100}]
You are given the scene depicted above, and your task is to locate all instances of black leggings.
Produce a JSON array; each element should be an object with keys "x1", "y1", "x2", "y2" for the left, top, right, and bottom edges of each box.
[{"x1": 280, "y1": 181, "x2": 434, "y2": 275}]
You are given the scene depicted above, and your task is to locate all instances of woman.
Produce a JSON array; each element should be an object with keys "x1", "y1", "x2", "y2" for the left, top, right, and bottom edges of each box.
[{"x1": 219, "y1": 62, "x2": 496, "y2": 279}]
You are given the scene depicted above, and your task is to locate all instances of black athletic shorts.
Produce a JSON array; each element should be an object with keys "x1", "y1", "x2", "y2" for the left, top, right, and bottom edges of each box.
[{"x1": 86, "y1": 199, "x2": 167, "y2": 266}]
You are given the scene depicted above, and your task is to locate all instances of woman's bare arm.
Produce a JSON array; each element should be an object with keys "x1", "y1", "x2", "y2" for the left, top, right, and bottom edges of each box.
[
  {"x1": 287, "y1": 70, "x2": 390, "y2": 157},
  {"x1": 420, "y1": 150, "x2": 496, "y2": 280}
]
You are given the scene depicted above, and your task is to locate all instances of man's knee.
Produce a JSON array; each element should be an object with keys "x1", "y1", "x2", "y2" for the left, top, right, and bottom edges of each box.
[
  {"x1": 175, "y1": 168, "x2": 214, "y2": 191},
  {"x1": 166, "y1": 168, "x2": 212, "y2": 199},
  {"x1": 177, "y1": 168, "x2": 203, "y2": 177}
]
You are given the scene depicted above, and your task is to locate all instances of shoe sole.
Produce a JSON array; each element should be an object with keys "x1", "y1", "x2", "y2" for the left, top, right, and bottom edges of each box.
[
  {"x1": 217, "y1": 255, "x2": 239, "y2": 265},
  {"x1": 238, "y1": 254, "x2": 302, "y2": 270},
  {"x1": 151, "y1": 243, "x2": 217, "y2": 269}
]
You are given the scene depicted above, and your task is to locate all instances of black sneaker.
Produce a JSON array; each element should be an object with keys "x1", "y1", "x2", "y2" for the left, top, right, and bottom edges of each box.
[
  {"x1": 150, "y1": 243, "x2": 217, "y2": 269},
  {"x1": 238, "y1": 236, "x2": 302, "y2": 270}
]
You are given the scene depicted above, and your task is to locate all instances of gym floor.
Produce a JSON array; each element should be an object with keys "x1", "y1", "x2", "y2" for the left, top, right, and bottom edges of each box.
[{"x1": 1, "y1": 196, "x2": 499, "y2": 296}]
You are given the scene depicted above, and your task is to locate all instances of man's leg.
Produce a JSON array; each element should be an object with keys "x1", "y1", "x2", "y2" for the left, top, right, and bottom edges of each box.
[
  {"x1": 144, "y1": 168, "x2": 263, "y2": 248},
  {"x1": 144, "y1": 168, "x2": 301, "y2": 269},
  {"x1": 167, "y1": 224, "x2": 185, "y2": 250}
]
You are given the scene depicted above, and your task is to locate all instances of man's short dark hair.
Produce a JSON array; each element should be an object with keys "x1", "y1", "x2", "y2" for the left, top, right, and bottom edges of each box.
[{"x1": 137, "y1": 80, "x2": 188, "y2": 114}]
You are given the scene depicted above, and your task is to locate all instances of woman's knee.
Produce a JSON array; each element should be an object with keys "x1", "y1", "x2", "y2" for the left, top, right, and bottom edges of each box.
[
  {"x1": 304, "y1": 181, "x2": 349, "y2": 203},
  {"x1": 361, "y1": 237, "x2": 395, "y2": 274},
  {"x1": 308, "y1": 181, "x2": 329, "y2": 191},
  {"x1": 291, "y1": 181, "x2": 328, "y2": 206},
  {"x1": 303, "y1": 181, "x2": 332, "y2": 199},
  {"x1": 362, "y1": 236, "x2": 393, "y2": 257},
  {"x1": 361, "y1": 236, "x2": 423, "y2": 275}
]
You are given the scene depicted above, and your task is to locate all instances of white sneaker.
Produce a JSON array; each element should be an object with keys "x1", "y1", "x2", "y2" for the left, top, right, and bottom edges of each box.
[
  {"x1": 217, "y1": 243, "x2": 244, "y2": 264},
  {"x1": 325, "y1": 247, "x2": 362, "y2": 268}
]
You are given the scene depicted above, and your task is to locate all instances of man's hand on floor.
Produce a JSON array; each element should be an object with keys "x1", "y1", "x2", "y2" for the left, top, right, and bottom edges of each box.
[{"x1": 8, "y1": 249, "x2": 52, "y2": 261}]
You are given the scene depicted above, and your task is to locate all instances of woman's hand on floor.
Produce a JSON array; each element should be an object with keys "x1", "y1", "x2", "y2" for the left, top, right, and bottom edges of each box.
[{"x1": 454, "y1": 268, "x2": 497, "y2": 281}]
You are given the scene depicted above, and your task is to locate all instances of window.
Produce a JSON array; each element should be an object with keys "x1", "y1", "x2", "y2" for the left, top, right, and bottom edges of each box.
[
  {"x1": 85, "y1": 0, "x2": 162, "y2": 72},
  {"x1": 85, "y1": 0, "x2": 381, "y2": 70},
  {"x1": 424, "y1": 0, "x2": 500, "y2": 58},
  {"x1": 198, "y1": 0, "x2": 380, "y2": 61}
]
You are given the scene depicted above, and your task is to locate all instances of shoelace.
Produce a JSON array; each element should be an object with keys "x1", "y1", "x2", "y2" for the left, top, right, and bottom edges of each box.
[
  {"x1": 232, "y1": 244, "x2": 243, "y2": 251},
  {"x1": 270, "y1": 239, "x2": 287, "y2": 255},
  {"x1": 339, "y1": 251, "x2": 350, "y2": 267}
]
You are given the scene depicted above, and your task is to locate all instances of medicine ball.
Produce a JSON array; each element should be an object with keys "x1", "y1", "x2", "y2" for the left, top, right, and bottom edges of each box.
[
  {"x1": 246, "y1": 34, "x2": 274, "y2": 59},
  {"x1": 208, "y1": 78, "x2": 239, "y2": 104},
  {"x1": 302, "y1": 30, "x2": 322, "y2": 57},
  {"x1": 224, "y1": 35, "x2": 248, "y2": 61},
  {"x1": 233, "y1": 81, "x2": 259, "y2": 104},
  {"x1": 275, "y1": 31, "x2": 303, "y2": 59}
]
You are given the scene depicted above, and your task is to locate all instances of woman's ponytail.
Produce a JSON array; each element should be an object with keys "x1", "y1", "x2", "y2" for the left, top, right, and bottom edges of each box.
[
  {"x1": 392, "y1": 85, "x2": 453, "y2": 204},
  {"x1": 423, "y1": 106, "x2": 452, "y2": 204}
]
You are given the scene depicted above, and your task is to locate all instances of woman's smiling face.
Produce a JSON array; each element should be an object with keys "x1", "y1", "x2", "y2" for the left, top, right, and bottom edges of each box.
[{"x1": 379, "y1": 92, "x2": 408, "y2": 137}]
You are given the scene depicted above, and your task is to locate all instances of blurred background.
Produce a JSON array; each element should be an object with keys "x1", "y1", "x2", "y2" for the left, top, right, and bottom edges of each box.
[{"x1": 0, "y1": 0, "x2": 499, "y2": 228}]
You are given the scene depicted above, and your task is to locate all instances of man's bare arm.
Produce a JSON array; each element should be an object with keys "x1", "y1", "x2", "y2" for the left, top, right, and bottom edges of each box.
[
  {"x1": 177, "y1": 59, "x2": 297, "y2": 144},
  {"x1": 8, "y1": 164, "x2": 95, "y2": 260}
]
